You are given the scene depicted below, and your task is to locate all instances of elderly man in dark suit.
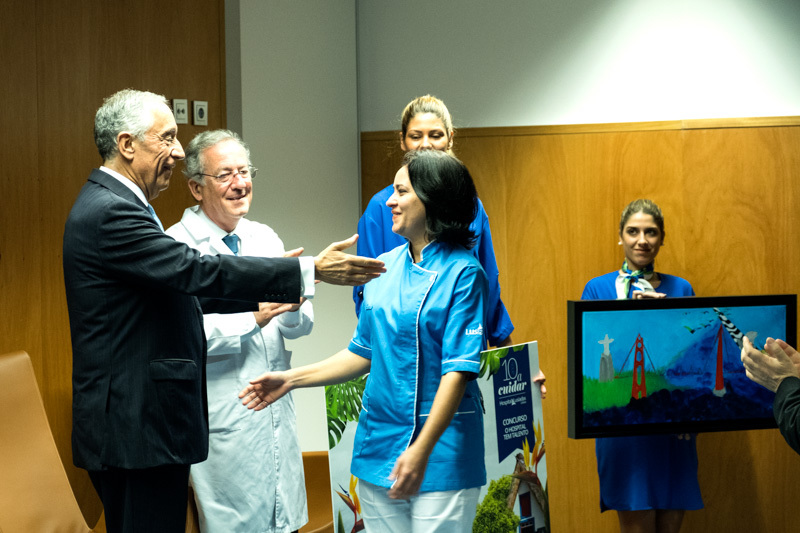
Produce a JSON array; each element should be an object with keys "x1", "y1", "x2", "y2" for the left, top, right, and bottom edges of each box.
[{"x1": 62, "y1": 89, "x2": 384, "y2": 533}]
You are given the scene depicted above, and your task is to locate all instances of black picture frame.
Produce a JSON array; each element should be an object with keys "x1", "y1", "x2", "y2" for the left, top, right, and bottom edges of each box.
[{"x1": 568, "y1": 294, "x2": 797, "y2": 439}]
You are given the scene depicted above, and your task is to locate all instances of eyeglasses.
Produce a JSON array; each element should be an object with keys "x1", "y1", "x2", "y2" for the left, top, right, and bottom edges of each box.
[{"x1": 197, "y1": 166, "x2": 257, "y2": 185}]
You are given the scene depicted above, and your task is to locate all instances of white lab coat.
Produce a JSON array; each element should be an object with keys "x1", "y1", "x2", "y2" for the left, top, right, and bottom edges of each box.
[{"x1": 166, "y1": 206, "x2": 312, "y2": 533}]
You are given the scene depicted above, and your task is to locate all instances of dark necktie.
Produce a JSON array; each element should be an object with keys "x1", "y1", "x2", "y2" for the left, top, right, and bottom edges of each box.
[
  {"x1": 146, "y1": 204, "x2": 164, "y2": 232},
  {"x1": 222, "y1": 234, "x2": 239, "y2": 256}
]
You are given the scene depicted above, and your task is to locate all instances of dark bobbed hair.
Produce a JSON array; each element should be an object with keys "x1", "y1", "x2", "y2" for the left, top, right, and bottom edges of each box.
[
  {"x1": 404, "y1": 150, "x2": 477, "y2": 249},
  {"x1": 619, "y1": 198, "x2": 665, "y2": 238}
]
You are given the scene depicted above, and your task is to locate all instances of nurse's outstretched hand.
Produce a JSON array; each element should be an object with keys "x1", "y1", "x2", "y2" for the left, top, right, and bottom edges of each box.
[
  {"x1": 239, "y1": 370, "x2": 292, "y2": 411},
  {"x1": 388, "y1": 444, "x2": 429, "y2": 499}
]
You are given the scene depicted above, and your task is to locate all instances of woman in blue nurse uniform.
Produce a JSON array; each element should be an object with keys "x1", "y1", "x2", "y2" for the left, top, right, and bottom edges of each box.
[{"x1": 240, "y1": 149, "x2": 488, "y2": 532}]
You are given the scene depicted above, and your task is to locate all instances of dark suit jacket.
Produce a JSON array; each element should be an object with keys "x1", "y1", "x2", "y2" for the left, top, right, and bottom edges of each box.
[
  {"x1": 63, "y1": 169, "x2": 301, "y2": 471},
  {"x1": 775, "y1": 376, "x2": 800, "y2": 456}
]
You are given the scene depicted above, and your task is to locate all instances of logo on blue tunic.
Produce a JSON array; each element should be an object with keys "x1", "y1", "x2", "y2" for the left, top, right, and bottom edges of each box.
[{"x1": 465, "y1": 324, "x2": 484, "y2": 336}]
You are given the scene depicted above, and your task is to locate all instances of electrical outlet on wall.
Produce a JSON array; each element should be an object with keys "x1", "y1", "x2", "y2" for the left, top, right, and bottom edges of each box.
[
  {"x1": 193, "y1": 100, "x2": 208, "y2": 126},
  {"x1": 171, "y1": 99, "x2": 188, "y2": 124}
]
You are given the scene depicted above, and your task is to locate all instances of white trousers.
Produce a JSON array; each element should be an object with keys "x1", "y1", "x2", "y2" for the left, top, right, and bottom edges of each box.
[{"x1": 358, "y1": 480, "x2": 480, "y2": 533}]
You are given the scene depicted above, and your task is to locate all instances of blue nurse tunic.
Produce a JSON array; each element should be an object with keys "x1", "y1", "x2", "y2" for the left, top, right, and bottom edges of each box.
[{"x1": 348, "y1": 240, "x2": 488, "y2": 492}]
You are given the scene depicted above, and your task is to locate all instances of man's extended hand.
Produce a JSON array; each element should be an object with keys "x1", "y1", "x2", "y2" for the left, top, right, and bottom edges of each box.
[
  {"x1": 315, "y1": 234, "x2": 385, "y2": 286},
  {"x1": 253, "y1": 301, "x2": 300, "y2": 328},
  {"x1": 741, "y1": 336, "x2": 800, "y2": 392}
]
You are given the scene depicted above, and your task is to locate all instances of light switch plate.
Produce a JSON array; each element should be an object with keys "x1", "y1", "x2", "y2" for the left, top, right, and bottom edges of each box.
[
  {"x1": 172, "y1": 99, "x2": 188, "y2": 124},
  {"x1": 193, "y1": 100, "x2": 208, "y2": 126}
]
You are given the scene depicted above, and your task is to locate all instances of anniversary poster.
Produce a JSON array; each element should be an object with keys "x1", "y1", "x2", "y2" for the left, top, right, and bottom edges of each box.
[
  {"x1": 323, "y1": 341, "x2": 548, "y2": 533},
  {"x1": 476, "y1": 341, "x2": 549, "y2": 533}
]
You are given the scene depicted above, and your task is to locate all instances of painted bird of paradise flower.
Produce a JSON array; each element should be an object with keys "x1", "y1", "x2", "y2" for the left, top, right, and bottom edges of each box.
[
  {"x1": 335, "y1": 474, "x2": 364, "y2": 533},
  {"x1": 522, "y1": 418, "x2": 545, "y2": 477}
]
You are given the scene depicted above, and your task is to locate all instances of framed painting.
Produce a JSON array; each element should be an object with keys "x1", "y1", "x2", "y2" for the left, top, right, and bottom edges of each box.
[{"x1": 568, "y1": 294, "x2": 797, "y2": 438}]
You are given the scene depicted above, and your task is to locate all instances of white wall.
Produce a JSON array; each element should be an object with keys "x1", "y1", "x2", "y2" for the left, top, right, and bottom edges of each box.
[
  {"x1": 228, "y1": 0, "x2": 359, "y2": 451},
  {"x1": 357, "y1": 0, "x2": 800, "y2": 130},
  {"x1": 228, "y1": 0, "x2": 800, "y2": 451}
]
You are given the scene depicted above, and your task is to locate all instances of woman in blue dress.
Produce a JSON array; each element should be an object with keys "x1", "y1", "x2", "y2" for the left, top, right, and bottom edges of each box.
[
  {"x1": 241, "y1": 150, "x2": 488, "y2": 532},
  {"x1": 582, "y1": 199, "x2": 703, "y2": 533}
]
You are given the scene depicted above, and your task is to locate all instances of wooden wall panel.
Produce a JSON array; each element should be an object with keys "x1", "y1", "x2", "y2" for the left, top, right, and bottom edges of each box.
[
  {"x1": 0, "y1": 4, "x2": 43, "y2": 370},
  {"x1": 0, "y1": 0, "x2": 227, "y2": 524},
  {"x1": 361, "y1": 119, "x2": 800, "y2": 532},
  {"x1": 360, "y1": 136, "x2": 403, "y2": 209},
  {"x1": 679, "y1": 126, "x2": 800, "y2": 533}
]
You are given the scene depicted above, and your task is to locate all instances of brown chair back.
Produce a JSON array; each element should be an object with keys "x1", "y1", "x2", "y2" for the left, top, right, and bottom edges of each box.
[
  {"x1": 299, "y1": 451, "x2": 334, "y2": 533},
  {"x1": 0, "y1": 351, "x2": 93, "y2": 533}
]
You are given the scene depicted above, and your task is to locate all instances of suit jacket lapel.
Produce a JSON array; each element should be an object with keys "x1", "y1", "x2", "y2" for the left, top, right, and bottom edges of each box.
[{"x1": 88, "y1": 168, "x2": 146, "y2": 207}]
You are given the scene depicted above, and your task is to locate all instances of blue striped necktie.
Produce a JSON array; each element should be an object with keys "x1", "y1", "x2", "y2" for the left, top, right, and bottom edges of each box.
[{"x1": 222, "y1": 234, "x2": 239, "y2": 256}]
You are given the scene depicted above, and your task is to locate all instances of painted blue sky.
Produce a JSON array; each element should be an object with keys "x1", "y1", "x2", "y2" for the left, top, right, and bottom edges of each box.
[{"x1": 581, "y1": 305, "x2": 787, "y2": 379}]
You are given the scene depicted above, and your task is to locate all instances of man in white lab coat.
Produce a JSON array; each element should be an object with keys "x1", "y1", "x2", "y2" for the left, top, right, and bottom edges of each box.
[{"x1": 167, "y1": 130, "x2": 312, "y2": 533}]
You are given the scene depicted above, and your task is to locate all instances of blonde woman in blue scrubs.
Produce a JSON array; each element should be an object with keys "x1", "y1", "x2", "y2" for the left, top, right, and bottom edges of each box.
[
  {"x1": 354, "y1": 94, "x2": 546, "y2": 397},
  {"x1": 241, "y1": 150, "x2": 488, "y2": 532}
]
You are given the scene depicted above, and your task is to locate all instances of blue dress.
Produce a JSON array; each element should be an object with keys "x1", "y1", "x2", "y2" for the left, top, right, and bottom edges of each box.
[
  {"x1": 354, "y1": 184, "x2": 513, "y2": 347},
  {"x1": 348, "y1": 241, "x2": 488, "y2": 492},
  {"x1": 582, "y1": 272, "x2": 704, "y2": 512}
]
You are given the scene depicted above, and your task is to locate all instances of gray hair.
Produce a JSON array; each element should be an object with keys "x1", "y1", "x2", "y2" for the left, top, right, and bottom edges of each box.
[
  {"x1": 183, "y1": 129, "x2": 252, "y2": 185},
  {"x1": 94, "y1": 89, "x2": 169, "y2": 161}
]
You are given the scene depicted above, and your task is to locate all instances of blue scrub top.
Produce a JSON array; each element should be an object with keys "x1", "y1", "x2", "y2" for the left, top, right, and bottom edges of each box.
[
  {"x1": 348, "y1": 241, "x2": 488, "y2": 492},
  {"x1": 354, "y1": 184, "x2": 513, "y2": 346}
]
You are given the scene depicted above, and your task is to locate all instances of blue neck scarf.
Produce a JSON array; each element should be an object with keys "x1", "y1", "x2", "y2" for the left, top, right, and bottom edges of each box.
[{"x1": 615, "y1": 260, "x2": 655, "y2": 299}]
